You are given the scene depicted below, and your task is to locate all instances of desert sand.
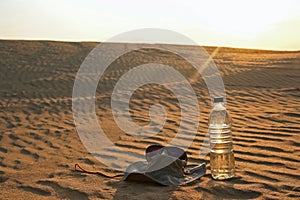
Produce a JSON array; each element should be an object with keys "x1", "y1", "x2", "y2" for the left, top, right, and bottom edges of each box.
[{"x1": 0, "y1": 40, "x2": 299, "y2": 199}]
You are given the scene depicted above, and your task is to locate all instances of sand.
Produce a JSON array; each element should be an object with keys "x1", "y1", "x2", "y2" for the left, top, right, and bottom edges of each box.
[{"x1": 0, "y1": 40, "x2": 299, "y2": 199}]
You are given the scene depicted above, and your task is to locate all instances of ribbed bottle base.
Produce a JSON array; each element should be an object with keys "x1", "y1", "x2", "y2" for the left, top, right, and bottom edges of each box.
[{"x1": 210, "y1": 151, "x2": 235, "y2": 180}]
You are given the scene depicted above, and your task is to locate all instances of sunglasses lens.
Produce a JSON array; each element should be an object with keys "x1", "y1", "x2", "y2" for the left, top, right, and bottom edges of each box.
[
  {"x1": 145, "y1": 145, "x2": 164, "y2": 161},
  {"x1": 146, "y1": 145, "x2": 163, "y2": 153}
]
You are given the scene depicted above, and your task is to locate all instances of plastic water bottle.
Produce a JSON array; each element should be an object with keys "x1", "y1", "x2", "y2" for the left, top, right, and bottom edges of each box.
[{"x1": 209, "y1": 97, "x2": 235, "y2": 180}]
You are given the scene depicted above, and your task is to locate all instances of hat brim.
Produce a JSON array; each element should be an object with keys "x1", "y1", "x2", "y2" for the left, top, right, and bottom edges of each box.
[{"x1": 123, "y1": 158, "x2": 206, "y2": 186}]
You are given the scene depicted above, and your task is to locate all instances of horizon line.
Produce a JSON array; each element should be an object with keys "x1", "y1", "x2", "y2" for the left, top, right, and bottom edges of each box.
[{"x1": 1, "y1": 37, "x2": 300, "y2": 52}]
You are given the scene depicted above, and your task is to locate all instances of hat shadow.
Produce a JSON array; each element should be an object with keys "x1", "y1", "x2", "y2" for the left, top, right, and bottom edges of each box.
[{"x1": 111, "y1": 179, "x2": 175, "y2": 200}]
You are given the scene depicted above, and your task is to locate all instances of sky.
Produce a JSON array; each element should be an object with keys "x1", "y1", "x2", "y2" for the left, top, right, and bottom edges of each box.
[{"x1": 0, "y1": 0, "x2": 300, "y2": 50}]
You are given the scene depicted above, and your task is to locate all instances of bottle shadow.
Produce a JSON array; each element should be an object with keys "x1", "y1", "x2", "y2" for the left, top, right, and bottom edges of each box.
[{"x1": 193, "y1": 172, "x2": 262, "y2": 199}]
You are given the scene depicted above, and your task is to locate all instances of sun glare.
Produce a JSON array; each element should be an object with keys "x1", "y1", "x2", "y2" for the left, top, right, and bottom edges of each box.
[{"x1": 202, "y1": 0, "x2": 292, "y2": 39}]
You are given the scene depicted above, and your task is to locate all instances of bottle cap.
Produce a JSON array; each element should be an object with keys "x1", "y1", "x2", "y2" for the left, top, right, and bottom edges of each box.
[{"x1": 213, "y1": 97, "x2": 224, "y2": 103}]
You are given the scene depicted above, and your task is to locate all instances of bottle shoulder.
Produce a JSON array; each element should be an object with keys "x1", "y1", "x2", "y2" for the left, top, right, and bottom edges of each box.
[
  {"x1": 209, "y1": 105, "x2": 232, "y2": 125},
  {"x1": 212, "y1": 103, "x2": 226, "y2": 111}
]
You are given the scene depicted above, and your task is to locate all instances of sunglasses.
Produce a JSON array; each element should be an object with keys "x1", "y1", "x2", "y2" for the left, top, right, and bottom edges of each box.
[{"x1": 145, "y1": 145, "x2": 188, "y2": 167}]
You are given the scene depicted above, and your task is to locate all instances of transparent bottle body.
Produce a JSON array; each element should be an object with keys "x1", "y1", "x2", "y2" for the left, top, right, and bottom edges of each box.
[{"x1": 209, "y1": 103, "x2": 235, "y2": 180}]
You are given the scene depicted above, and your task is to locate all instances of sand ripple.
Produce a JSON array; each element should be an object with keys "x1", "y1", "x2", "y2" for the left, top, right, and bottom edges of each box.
[{"x1": 0, "y1": 41, "x2": 299, "y2": 199}]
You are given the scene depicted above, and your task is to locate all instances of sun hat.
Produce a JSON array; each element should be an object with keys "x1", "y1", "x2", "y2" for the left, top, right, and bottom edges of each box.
[{"x1": 123, "y1": 145, "x2": 206, "y2": 186}]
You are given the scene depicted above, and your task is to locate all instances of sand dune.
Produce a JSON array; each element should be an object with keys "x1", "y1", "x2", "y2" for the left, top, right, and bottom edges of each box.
[{"x1": 0, "y1": 40, "x2": 299, "y2": 199}]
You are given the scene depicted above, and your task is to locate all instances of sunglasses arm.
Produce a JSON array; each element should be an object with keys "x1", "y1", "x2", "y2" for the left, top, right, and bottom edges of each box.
[{"x1": 184, "y1": 163, "x2": 206, "y2": 175}]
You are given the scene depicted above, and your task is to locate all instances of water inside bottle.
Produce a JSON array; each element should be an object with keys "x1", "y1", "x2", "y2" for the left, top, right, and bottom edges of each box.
[{"x1": 210, "y1": 151, "x2": 235, "y2": 180}]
